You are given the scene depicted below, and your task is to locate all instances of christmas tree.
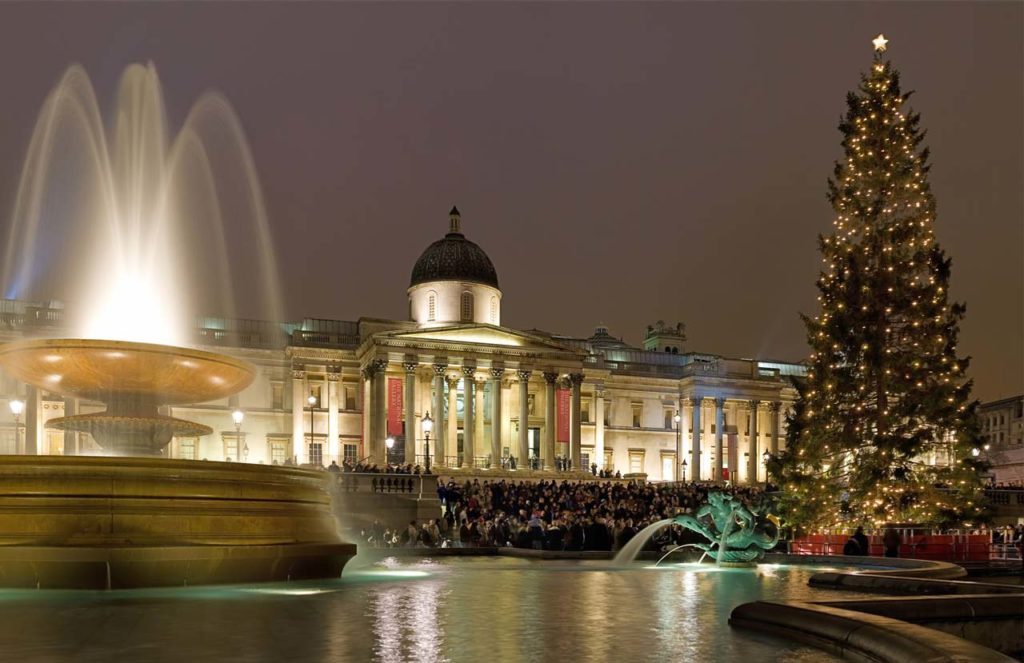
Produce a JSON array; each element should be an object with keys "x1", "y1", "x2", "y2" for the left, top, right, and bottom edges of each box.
[{"x1": 771, "y1": 35, "x2": 986, "y2": 531}]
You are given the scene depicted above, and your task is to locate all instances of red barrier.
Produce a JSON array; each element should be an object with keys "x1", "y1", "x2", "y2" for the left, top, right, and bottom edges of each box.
[{"x1": 789, "y1": 533, "x2": 992, "y2": 561}]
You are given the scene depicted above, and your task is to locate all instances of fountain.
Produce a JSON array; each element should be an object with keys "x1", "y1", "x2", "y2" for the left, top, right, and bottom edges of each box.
[
  {"x1": 614, "y1": 491, "x2": 779, "y2": 567},
  {"x1": 0, "y1": 63, "x2": 354, "y2": 588}
]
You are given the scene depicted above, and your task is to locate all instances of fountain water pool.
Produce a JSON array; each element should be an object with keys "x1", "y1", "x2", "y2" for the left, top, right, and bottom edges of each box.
[{"x1": 0, "y1": 557, "x2": 865, "y2": 661}]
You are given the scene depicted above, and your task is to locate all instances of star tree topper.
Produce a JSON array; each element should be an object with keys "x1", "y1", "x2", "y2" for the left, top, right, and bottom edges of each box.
[{"x1": 872, "y1": 34, "x2": 889, "y2": 52}]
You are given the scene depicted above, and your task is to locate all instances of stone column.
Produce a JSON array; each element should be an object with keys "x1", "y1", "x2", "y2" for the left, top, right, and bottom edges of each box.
[
  {"x1": 517, "y1": 370, "x2": 531, "y2": 465},
  {"x1": 360, "y1": 366, "x2": 370, "y2": 458},
  {"x1": 446, "y1": 375, "x2": 459, "y2": 466},
  {"x1": 327, "y1": 370, "x2": 340, "y2": 464},
  {"x1": 433, "y1": 364, "x2": 447, "y2": 467},
  {"x1": 461, "y1": 366, "x2": 475, "y2": 468},
  {"x1": 594, "y1": 386, "x2": 605, "y2": 470},
  {"x1": 714, "y1": 397, "x2": 725, "y2": 483},
  {"x1": 63, "y1": 397, "x2": 78, "y2": 456},
  {"x1": 569, "y1": 373, "x2": 583, "y2": 471},
  {"x1": 403, "y1": 361, "x2": 418, "y2": 465},
  {"x1": 748, "y1": 400, "x2": 760, "y2": 485},
  {"x1": 25, "y1": 387, "x2": 41, "y2": 455},
  {"x1": 770, "y1": 401, "x2": 781, "y2": 455},
  {"x1": 543, "y1": 372, "x2": 558, "y2": 471},
  {"x1": 690, "y1": 396, "x2": 702, "y2": 481},
  {"x1": 291, "y1": 368, "x2": 306, "y2": 462},
  {"x1": 475, "y1": 376, "x2": 485, "y2": 463},
  {"x1": 490, "y1": 368, "x2": 504, "y2": 466},
  {"x1": 372, "y1": 359, "x2": 388, "y2": 464}
]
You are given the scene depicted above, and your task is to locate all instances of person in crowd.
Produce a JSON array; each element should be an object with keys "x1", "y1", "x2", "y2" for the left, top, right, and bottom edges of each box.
[
  {"x1": 852, "y1": 526, "x2": 870, "y2": 556},
  {"x1": 882, "y1": 527, "x2": 901, "y2": 558}
]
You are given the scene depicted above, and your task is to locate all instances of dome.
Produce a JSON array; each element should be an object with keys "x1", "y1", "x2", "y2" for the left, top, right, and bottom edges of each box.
[{"x1": 409, "y1": 207, "x2": 499, "y2": 289}]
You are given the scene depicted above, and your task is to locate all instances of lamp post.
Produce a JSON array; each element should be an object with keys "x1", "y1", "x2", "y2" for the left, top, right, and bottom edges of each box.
[
  {"x1": 762, "y1": 450, "x2": 771, "y2": 487},
  {"x1": 422, "y1": 411, "x2": 433, "y2": 474},
  {"x1": 9, "y1": 399, "x2": 24, "y2": 455},
  {"x1": 674, "y1": 411, "x2": 681, "y2": 481},
  {"x1": 307, "y1": 393, "x2": 317, "y2": 465},
  {"x1": 385, "y1": 436, "x2": 395, "y2": 466},
  {"x1": 232, "y1": 409, "x2": 247, "y2": 462}
]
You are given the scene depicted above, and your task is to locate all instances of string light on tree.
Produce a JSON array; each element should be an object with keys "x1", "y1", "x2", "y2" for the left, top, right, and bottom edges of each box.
[{"x1": 768, "y1": 34, "x2": 987, "y2": 532}]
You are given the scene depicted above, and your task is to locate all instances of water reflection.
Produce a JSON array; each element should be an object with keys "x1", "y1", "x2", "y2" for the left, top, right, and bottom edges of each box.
[{"x1": 0, "y1": 559, "x2": 855, "y2": 662}]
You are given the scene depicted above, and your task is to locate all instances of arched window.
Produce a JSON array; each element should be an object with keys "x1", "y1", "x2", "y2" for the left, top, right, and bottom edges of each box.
[
  {"x1": 427, "y1": 292, "x2": 436, "y2": 322},
  {"x1": 461, "y1": 292, "x2": 474, "y2": 322},
  {"x1": 490, "y1": 296, "x2": 497, "y2": 323}
]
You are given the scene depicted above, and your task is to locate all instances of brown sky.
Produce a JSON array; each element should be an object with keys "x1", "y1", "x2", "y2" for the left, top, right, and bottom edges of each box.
[{"x1": 0, "y1": 2, "x2": 1020, "y2": 401}]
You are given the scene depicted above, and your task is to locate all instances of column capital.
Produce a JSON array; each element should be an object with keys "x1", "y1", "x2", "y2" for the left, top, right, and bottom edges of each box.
[
  {"x1": 461, "y1": 365, "x2": 476, "y2": 378},
  {"x1": 291, "y1": 369, "x2": 306, "y2": 380},
  {"x1": 543, "y1": 371, "x2": 559, "y2": 385},
  {"x1": 594, "y1": 384, "x2": 605, "y2": 398},
  {"x1": 769, "y1": 401, "x2": 782, "y2": 413},
  {"x1": 748, "y1": 399, "x2": 761, "y2": 409},
  {"x1": 326, "y1": 372, "x2": 339, "y2": 382},
  {"x1": 372, "y1": 358, "x2": 388, "y2": 372},
  {"x1": 568, "y1": 372, "x2": 584, "y2": 387},
  {"x1": 516, "y1": 369, "x2": 533, "y2": 381},
  {"x1": 433, "y1": 363, "x2": 448, "y2": 376},
  {"x1": 490, "y1": 367, "x2": 505, "y2": 380},
  {"x1": 403, "y1": 361, "x2": 419, "y2": 374},
  {"x1": 690, "y1": 396, "x2": 703, "y2": 407},
  {"x1": 714, "y1": 396, "x2": 726, "y2": 408},
  {"x1": 445, "y1": 374, "x2": 460, "y2": 388}
]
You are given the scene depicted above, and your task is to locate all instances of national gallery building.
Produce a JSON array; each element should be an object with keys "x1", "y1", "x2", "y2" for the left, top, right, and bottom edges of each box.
[{"x1": 0, "y1": 208, "x2": 804, "y2": 484}]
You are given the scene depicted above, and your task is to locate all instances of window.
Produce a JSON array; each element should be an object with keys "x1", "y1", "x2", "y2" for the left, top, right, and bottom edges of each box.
[
  {"x1": 664, "y1": 408, "x2": 674, "y2": 430},
  {"x1": 177, "y1": 437, "x2": 197, "y2": 460},
  {"x1": 344, "y1": 386, "x2": 356, "y2": 410},
  {"x1": 461, "y1": 292, "x2": 474, "y2": 321},
  {"x1": 269, "y1": 438, "x2": 289, "y2": 465},
  {"x1": 490, "y1": 296, "x2": 497, "y2": 323},
  {"x1": 308, "y1": 441, "x2": 323, "y2": 467},
  {"x1": 223, "y1": 433, "x2": 240, "y2": 462},
  {"x1": 628, "y1": 449, "x2": 645, "y2": 474},
  {"x1": 309, "y1": 385, "x2": 322, "y2": 408},
  {"x1": 603, "y1": 449, "x2": 614, "y2": 471},
  {"x1": 581, "y1": 399, "x2": 591, "y2": 424},
  {"x1": 428, "y1": 292, "x2": 436, "y2": 322},
  {"x1": 343, "y1": 443, "x2": 358, "y2": 463},
  {"x1": 631, "y1": 403, "x2": 642, "y2": 428},
  {"x1": 271, "y1": 382, "x2": 284, "y2": 410},
  {"x1": 581, "y1": 450, "x2": 591, "y2": 470},
  {"x1": 0, "y1": 429, "x2": 15, "y2": 455}
]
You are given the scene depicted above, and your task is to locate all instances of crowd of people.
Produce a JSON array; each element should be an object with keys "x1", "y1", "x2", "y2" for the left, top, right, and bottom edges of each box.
[
  {"x1": 357, "y1": 478, "x2": 770, "y2": 550},
  {"x1": 329, "y1": 460, "x2": 425, "y2": 475}
]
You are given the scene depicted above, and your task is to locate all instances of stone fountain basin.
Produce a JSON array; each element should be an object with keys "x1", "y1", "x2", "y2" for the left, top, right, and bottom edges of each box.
[{"x1": 0, "y1": 338, "x2": 254, "y2": 406}]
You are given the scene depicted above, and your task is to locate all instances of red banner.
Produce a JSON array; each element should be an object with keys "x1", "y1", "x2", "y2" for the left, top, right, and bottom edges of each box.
[
  {"x1": 556, "y1": 389, "x2": 570, "y2": 442},
  {"x1": 387, "y1": 378, "x2": 403, "y2": 436}
]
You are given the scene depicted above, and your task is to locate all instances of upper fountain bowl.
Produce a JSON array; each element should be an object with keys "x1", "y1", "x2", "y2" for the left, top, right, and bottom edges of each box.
[{"x1": 0, "y1": 338, "x2": 254, "y2": 405}]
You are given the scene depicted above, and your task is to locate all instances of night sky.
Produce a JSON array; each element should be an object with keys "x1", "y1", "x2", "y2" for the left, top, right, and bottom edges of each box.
[{"x1": 0, "y1": 2, "x2": 1020, "y2": 401}]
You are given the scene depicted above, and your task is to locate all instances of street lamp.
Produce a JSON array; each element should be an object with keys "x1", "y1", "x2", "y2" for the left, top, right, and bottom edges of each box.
[
  {"x1": 681, "y1": 458, "x2": 688, "y2": 483},
  {"x1": 971, "y1": 447, "x2": 980, "y2": 457},
  {"x1": 232, "y1": 409, "x2": 248, "y2": 461},
  {"x1": 421, "y1": 411, "x2": 433, "y2": 474},
  {"x1": 385, "y1": 436, "x2": 395, "y2": 465},
  {"x1": 9, "y1": 399, "x2": 24, "y2": 455},
  {"x1": 762, "y1": 450, "x2": 771, "y2": 487}
]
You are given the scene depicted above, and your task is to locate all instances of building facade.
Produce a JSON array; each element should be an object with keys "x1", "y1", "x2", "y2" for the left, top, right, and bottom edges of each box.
[
  {"x1": 979, "y1": 395, "x2": 1024, "y2": 485},
  {"x1": 0, "y1": 207, "x2": 803, "y2": 483}
]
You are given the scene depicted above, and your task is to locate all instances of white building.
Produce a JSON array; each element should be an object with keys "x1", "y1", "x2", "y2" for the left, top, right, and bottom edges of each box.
[
  {"x1": 0, "y1": 207, "x2": 803, "y2": 484},
  {"x1": 979, "y1": 395, "x2": 1024, "y2": 485}
]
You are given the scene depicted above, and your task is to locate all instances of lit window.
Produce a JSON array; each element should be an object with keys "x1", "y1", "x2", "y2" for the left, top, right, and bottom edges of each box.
[
  {"x1": 461, "y1": 292, "x2": 473, "y2": 321},
  {"x1": 632, "y1": 403, "x2": 642, "y2": 428}
]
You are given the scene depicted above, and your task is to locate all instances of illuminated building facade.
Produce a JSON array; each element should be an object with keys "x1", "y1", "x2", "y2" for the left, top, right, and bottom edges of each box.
[{"x1": 0, "y1": 207, "x2": 802, "y2": 483}]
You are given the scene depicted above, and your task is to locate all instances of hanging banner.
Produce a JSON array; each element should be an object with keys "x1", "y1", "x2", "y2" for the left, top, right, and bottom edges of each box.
[
  {"x1": 556, "y1": 388, "x2": 570, "y2": 443},
  {"x1": 387, "y1": 378, "x2": 403, "y2": 436}
]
